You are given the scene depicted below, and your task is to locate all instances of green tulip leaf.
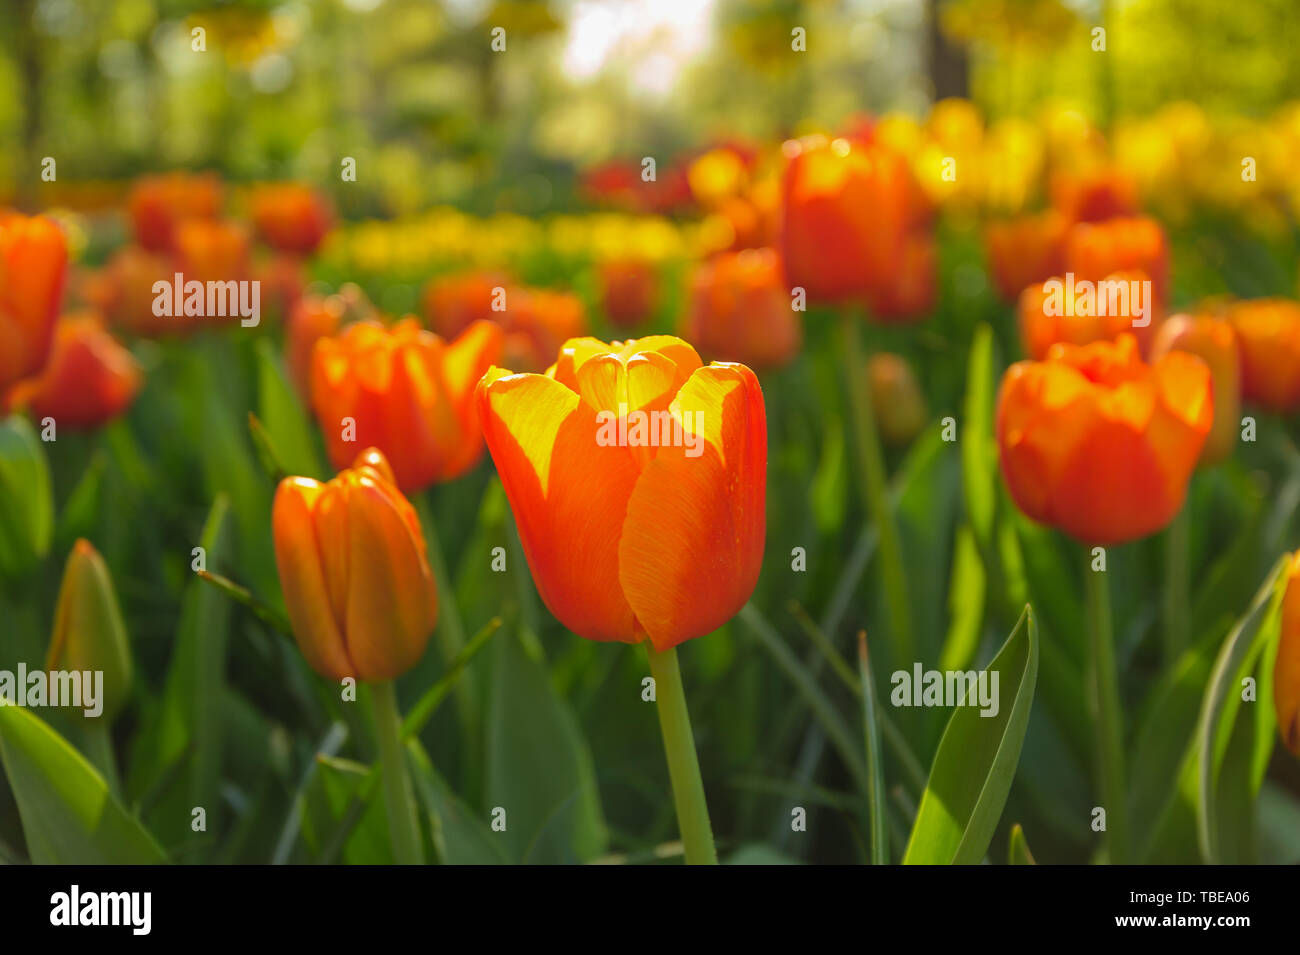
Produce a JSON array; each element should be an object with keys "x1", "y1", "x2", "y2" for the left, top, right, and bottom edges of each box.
[{"x1": 903, "y1": 605, "x2": 1039, "y2": 865}]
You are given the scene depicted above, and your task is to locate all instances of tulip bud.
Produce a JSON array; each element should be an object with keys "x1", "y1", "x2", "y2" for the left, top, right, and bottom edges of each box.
[
  {"x1": 868, "y1": 353, "x2": 928, "y2": 446},
  {"x1": 272, "y1": 447, "x2": 438, "y2": 682},
  {"x1": 1151, "y1": 313, "x2": 1239, "y2": 465},
  {"x1": 0, "y1": 415, "x2": 53, "y2": 580},
  {"x1": 0, "y1": 212, "x2": 68, "y2": 391},
  {"x1": 46, "y1": 540, "x2": 132, "y2": 721},
  {"x1": 1276, "y1": 551, "x2": 1300, "y2": 756}
]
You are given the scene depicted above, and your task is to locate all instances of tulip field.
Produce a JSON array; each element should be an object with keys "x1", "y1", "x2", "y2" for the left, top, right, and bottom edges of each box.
[{"x1": 2, "y1": 0, "x2": 1300, "y2": 878}]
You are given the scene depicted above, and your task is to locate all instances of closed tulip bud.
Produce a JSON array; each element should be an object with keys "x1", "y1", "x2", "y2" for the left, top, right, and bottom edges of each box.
[
  {"x1": 5, "y1": 314, "x2": 141, "y2": 430},
  {"x1": 1151, "y1": 313, "x2": 1240, "y2": 465},
  {"x1": 422, "y1": 271, "x2": 510, "y2": 341},
  {"x1": 250, "y1": 183, "x2": 334, "y2": 256},
  {"x1": 1276, "y1": 551, "x2": 1300, "y2": 756},
  {"x1": 0, "y1": 414, "x2": 53, "y2": 580},
  {"x1": 477, "y1": 335, "x2": 766, "y2": 651},
  {"x1": 273, "y1": 448, "x2": 437, "y2": 682},
  {"x1": 0, "y1": 213, "x2": 68, "y2": 391},
  {"x1": 779, "y1": 135, "x2": 911, "y2": 305},
  {"x1": 46, "y1": 540, "x2": 132, "y2": 721},
  {"x1": 1227, "y1": 298, "x2": 1300, "y2": 412},
  {"x1": 1064, "y1": 216, "x2": 1170, "y2": 309},
  {"x1": 1018, "y1": 269, "x2": 1163, "y2": 360},
  {"x1": 128, "y1": 172, "x2": 223, "y2": 253},
  {"x1": 599, "y1": 258, "x2": 658, "y2": 329},
  {"x1": 984, "y1": 211, "x2": 1068, "y2": 303},
  {"x1": 682, "y1": 248, "x2": 800, "y2": 370},
  {"x1": 997, "y1": 333, "x2": 1212, "y2": 545},
  {"x1": 868, "y1": 353, "x2": 928, "y2": 446},
  {"x1": 311, "y1": 318, "x2": 503, "y2": 492}
]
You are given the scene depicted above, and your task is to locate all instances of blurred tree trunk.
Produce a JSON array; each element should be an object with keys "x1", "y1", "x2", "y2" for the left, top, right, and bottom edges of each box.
[{"x1": 927, "y1": 0, "x2": 969, "y2": 101}]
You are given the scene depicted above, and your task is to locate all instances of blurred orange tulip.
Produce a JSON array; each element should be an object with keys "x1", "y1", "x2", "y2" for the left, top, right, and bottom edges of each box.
[
  {"x1": 1065, "y1": 216, "x2": 1170, "y2": 308},
  {"x1": 868, "y1": 232, "x2": 937, "y2": 322},
  {"x1": 598, "y1": 258, "x2": 658, "y2": 329},
  {"x1": 272, "y1": 447, "x2": 437, "y2": 682},
  {"x1": 1050, "y1": 166, "x2": 1140, "y2": 224},
  {"x1": 1277, "y1": 551, "x2": 1300, "y2": 756},
  {"x1": 868, "y1": 353, "x2": 928, "y2": 446},
  {"x1": 1227, "y1": 298, "x2": 1300, "y2": 412},
  {"x1": 779, "y1": 135, "x2": 910, "y2": 305},
  {"x1": 255, "y1": 252, "x2": 309, "y2": 319},
  {"x1": 311, "y1": 317, "x2": 503, "y2": 492},
  {"x1": 0, "y1": 212, "x2": 67, "y2": 390},
  {"x1": 286, "y1": 295, "x2": 345, "y2": 401},
  {"x1": 88, "y1": 245, "x2": 170, "y2": 337},
  {"x1": 250, "y1": 183, "x2": 333, "y2": 256},
  {"x1": 421, "y1": 271, "x2": 509, "y2": 340},
  {"x1": 173, "y1": 219, "x2": 252, "y2": 287},
  {"x1": 985, "y1": 211, "x2": 1068, "y2": 303},
  {"x1": 997, "y1": 333, "x2": 1212, "y2": 545},
  {"x1": 499, "y1": 287, "x2": 587, "y2": 372},
  {"x1": 682, "y1": 248, "x2": 800, "y2": 370},
  {"x1": 477, "y1": 335, "x2": 766, "y2": 650},
  {"x1": 5, "y1": 314, "x2": 141, "y2": 430},
  {"x1": 128, "y1": 172, "x2": 222, "y2": 253},
  {"x1": 1018, "y1": 269, "x2": 1162, "y2": 359},
  {"x1": 1151, "y1": 313, "x2": 1240, "y2": 465}
]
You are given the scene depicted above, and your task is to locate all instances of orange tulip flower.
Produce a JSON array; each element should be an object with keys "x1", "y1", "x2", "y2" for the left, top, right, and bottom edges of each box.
[
  {"x1": 88, "y1": 245, "x2": 170, "y2": 337},
  {"x1": 477, "y1": 335, "x2": 766, "y2": 650},
  {"x1": 1064, "y1": 216, "x2": 1169, "y2": 308},
  {"x1": 499, "y1": 288, "x2": 588, "y2": 372},
  {"x1": 1049, "y1": 166, "x2": 1140, "y2": 224},
  {"x1": 128, "y1": 172, "x2": 222, "y2": 253},
  {"x1": 311, "y1": 317, "x2": 503, "y2": 492},
  {"x1": 868, "y1": 231, "x2": 937, "y2": 323},
  {"x1": 5, "y1": 314, "x2": 141, "y2": 430},
  {"x1": 1276, "y1": 551, "x2": 1300, "y2": 756},
  {"x1": 173, "y1": 219, "x2": 252, "y2": 286},
  {"x1": 778, "y1": 135, "x2": 910, "y2": 305},
  {"x1": 985, "y1": 211, "x2": 1068, "y2": 303},
  {"x1": 682, "y1": 248, "x2": 800, "y2": 370},
  {"x1": 1227, "y1": 298, "x2": 1300, "y2": 412},
  {"x1": 250, "y1": 183, "x2": 334, "y2": 256},
  {"x1": 272, "y1": 447, "x2": 437, "y2": 682},
  {"x1": 0, "y1": 212, "x2": 67, "y2": 391},
  {"x1": 599, "y1": 258, "x2": 658, "y2": 330},
  {"x1": 286, "y1": 294, "x2": 345, "y2": 401},
  {"x1": 997, "y1": 333, "x2": 1212, "y2": 545},
  {"x1": 422, "y1": 271, "x2": 509, "y2": 340},
  {"x1": 1018, "y1": 269, "x2": 1163, "y2": 360},
  {"x1": 1151, "y1": 313, "x2": 1240, "y2": 465}
]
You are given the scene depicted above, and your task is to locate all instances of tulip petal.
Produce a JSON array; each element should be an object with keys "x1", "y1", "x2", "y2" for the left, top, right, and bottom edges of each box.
[
  {"x1": 478, "y1": 371, "x2": 640, "y2": 641},
  {"x1": 342, "y1": 474, "x2": 438, "y2": 681},
  {"x1": 272, "y1": 478, "x2": 355, "y2": 680},
  {"x1": 618, "y1": 363, "x2": 766, "y2": 650}
]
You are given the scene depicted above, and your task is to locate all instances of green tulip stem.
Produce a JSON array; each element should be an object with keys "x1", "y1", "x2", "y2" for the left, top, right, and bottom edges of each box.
[
  {"x1": 646, "y1": 643, "x2": 718, "y2": 865},
  {"x1": 370, "y1": 680, "x2": 424, "y2": 865},
  {"x1": 839, "y1": 308, "x2": 913, "y2": 668},
  {"x1": 1084, "y1": 563, "x2": 1128, "y2": 864},
  {"x1": 1163, "y1": 504, "x2": 1190, "y2": 663}
]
